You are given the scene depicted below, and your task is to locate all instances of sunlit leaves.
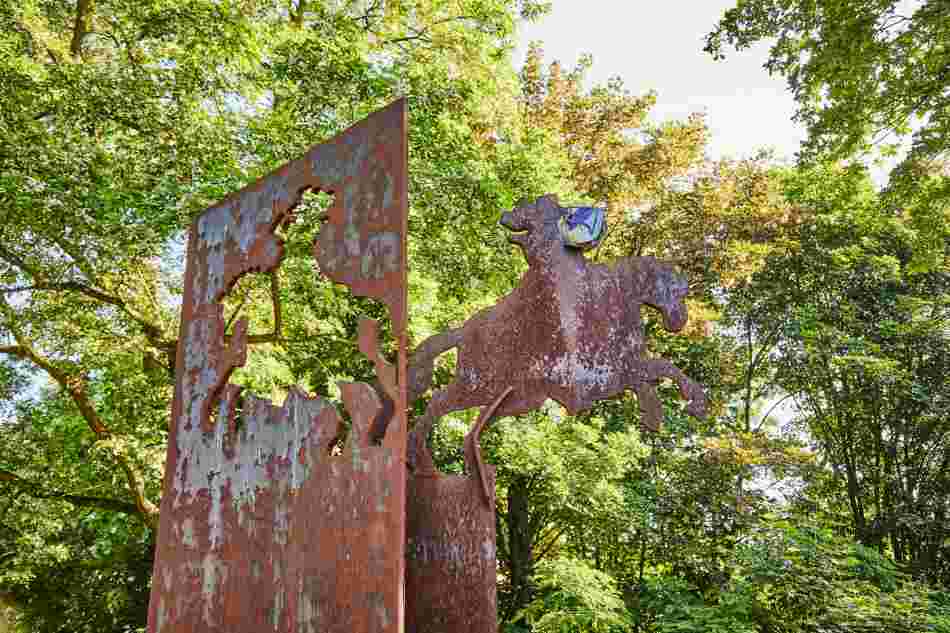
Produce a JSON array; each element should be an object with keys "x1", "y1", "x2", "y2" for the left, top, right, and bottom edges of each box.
[
  {"x1": 515, "y1": 558, "x2": 633, "y2": 633},
  {"x1": 706, "y1": 0, "x2": 950, "y2": 272}
]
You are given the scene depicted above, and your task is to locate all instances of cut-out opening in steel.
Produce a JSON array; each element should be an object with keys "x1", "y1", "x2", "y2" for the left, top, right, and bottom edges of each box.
[{"x1": 209, "y1": 185, "x2": 397, "y2": 440}]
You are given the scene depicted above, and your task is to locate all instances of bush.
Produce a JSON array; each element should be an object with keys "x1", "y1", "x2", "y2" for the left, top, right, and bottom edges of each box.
[
  {"x1": 513, "y1": 559, "x2": 633, "y2": 633},
  {"x1": 640, "y1": 575, "x2": 758, "y2": 633},
  {"x1": 735, "y1": 521, "x2": 945, "y2": 632},
  {"x1": 634, "y1": 520, "x2": 950, "y2": 633}
]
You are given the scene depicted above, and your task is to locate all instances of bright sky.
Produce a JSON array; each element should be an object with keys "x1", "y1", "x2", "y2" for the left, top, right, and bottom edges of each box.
[{"x1": 516, "y1": 0, "x2": 807, "y2": 163}]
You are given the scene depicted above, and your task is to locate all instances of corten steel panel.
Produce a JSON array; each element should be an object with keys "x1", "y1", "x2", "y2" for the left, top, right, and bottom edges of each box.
[
  {"x1": 406, "y1": 471, "x2": 498, "y2": 633},
  {"x1": 405, "y1": 390, "x2": 511, "y2": 633},
  {"x1": 147, "y1": 100, "x2": 408, "y2": 633}
]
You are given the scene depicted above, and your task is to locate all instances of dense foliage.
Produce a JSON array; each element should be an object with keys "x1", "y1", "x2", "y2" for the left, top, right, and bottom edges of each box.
[
  {"x1": 1, "y1": 1, "x2": 948, "y2": 632},
  {"x1": 706, "y1": 0, "x2": 950, "y2": 272}
]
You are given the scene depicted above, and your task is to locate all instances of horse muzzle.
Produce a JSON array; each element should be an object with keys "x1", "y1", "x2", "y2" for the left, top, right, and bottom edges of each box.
[{"x1": 664, "y1": 307, "x2": 687, "y2": 332}]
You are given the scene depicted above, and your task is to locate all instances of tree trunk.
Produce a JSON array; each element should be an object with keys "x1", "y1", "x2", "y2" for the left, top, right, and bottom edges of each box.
[
  {"x1": 503, "y1": 475, "x2": 536, "y2": 622},
  {"x1": 0, "y1": 592, "x2": 16, "y2": 633},
  {"x1": 71, "y1": 0, "x2": 94, "y2": 58}
]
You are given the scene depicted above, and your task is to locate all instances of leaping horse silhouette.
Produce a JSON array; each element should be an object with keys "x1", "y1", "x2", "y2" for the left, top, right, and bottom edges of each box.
[{"x1": 407, "y1": 195, "x2": 706, "y2": 502}]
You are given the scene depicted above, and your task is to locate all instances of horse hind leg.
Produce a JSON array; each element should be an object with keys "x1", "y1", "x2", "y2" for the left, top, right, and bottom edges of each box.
[{"x1": 463, "y1": 387, "x2": 514, "y2": 508}]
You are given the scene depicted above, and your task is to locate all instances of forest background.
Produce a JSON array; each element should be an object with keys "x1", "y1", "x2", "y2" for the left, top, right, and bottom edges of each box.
[{"x1": 0, "y1": 1, "x2": 948, "y2": 631}]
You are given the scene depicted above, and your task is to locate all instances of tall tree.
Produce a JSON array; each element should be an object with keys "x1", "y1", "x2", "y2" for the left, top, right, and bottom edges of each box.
[
  {"x1": 520, "y1": 42, "x2": 707, "y2": 258},
  {"x1": 0, "y1": 1, "x2": 553, "y2": 629},
  {"x1": 706, "y1": 0, "x2": 950, "y2": 173},
  {"x1": 705, "y1": 0, "x2": 950, "y2": 270},
  {"x1": 744, "y1": 163, "x2": 950, "y2": 583}
]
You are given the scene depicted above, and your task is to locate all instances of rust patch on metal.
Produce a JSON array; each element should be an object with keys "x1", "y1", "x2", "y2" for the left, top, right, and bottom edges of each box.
[
  {"x1": 148, "y1": 100, "x2": 408, "y2": 633},
  {"x1": 313, "y1": 114, "x2": 407, "y2": 334},
  {"x1": 406, "y1": 473, "x2": 498, "y2": 633}
]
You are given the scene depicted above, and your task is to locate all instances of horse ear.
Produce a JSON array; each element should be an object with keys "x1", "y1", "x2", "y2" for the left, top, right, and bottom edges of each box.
[{"x1": 535, "y1": 194, "x2": 562, "y2": 215}]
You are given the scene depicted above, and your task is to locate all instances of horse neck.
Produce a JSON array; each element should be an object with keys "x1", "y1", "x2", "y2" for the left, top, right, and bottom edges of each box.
[
  {"x1": 522, "y1": 241, "x2": 586, "y2": 287},
  {"x1": 524, "y1": 220, "x2": 579, "y2": 261}
]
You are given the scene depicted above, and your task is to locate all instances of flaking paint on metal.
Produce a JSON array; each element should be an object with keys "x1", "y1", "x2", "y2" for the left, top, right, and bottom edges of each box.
[{"x1": 147, "y1": 100, "x2": 408, "y2": 633}]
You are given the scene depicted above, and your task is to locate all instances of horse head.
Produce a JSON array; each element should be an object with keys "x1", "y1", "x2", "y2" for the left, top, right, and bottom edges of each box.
[
  {"x1": 641, "y1": 258, "x2": 690, "y2": 332},
  {"x1": 499, "y1": 195, "x2": 569, "y2": 266}
]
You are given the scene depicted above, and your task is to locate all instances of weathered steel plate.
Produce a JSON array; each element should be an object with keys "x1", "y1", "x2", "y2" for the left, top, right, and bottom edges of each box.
[
  {"x1": 406, "y1": 470, "x2": 498, "y2": 633},
  {"x1": 405, "y1": 390, "x2": 511, "y2": 633},
  {"x1": 148, "y1": 100, "x2": 408, "y2": 633}
]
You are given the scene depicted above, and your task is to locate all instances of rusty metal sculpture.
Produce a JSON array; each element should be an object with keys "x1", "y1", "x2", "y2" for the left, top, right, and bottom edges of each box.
[
  {"x1": 403, "y1": 194, "x2": 707, "y2": 633},
  {"x1": 408, "y1": 193, "x2": 707, "y2": 474},
  {"x1": 147, "y1": 100, "x2": 408, "y2": 633},
  {"x1": 148, "y1": 99, "x2": 706, "y2": 633}
]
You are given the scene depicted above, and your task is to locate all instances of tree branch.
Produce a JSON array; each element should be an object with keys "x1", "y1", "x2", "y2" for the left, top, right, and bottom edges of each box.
[
  {"x1": 354, "y1": 0, "x2": 384, "y2": 30},
  {"x1": 0, "y1": 302, "x2": 159, "y2": 529},
  {"x1": 383, "y1": 14, "x2": 480, "y2": 45},
  {"x1": 754, "y1": 393, "x2": 794, "y2": 433},
  {"x1": 0, "y1": 470, "x2": 140, "y2": 515},
  {"x1": 1, "y1": 280, "x2": 174, "y2": 351}
]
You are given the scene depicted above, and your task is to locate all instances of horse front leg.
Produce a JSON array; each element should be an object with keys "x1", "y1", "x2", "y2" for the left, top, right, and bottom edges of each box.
[
  {"x1": 407, "y1": 382, "x2": 471, "y2": 474},
  {"x1": 638, "y1": 358, "x2": 707, "y2": 419}
]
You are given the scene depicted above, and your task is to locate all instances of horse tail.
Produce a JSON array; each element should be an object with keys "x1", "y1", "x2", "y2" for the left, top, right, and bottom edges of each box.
[{"x1": 407, "y1": 327, "x2": 465, "y2": 402}]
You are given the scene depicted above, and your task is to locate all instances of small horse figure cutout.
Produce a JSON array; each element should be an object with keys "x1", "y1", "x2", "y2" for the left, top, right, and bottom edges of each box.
[{"x1": 409, "y1": 194, "x2": 707, "y2": 486}]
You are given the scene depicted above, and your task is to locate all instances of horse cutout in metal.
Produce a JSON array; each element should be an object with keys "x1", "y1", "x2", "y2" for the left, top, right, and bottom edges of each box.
[{"x1": 408, "y1": 194, "x2": 707, "y2": 475}]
